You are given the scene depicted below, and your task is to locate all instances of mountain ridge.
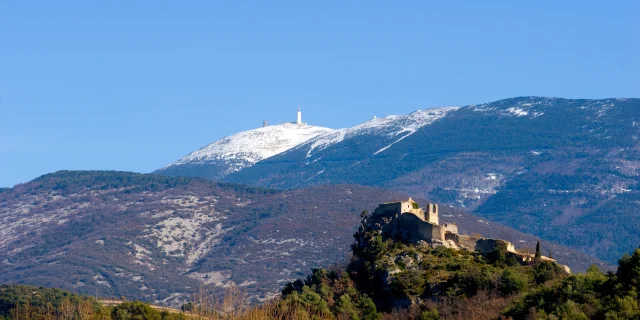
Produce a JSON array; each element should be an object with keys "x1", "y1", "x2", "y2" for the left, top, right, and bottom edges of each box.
[
  {"x1": 156, "y1": 122, "x2": 333, "y2": 180},
  {"x1": 213, "y1": 97, "x2": 640, "y2": 264},
  {"x1": 0, "y1": 170, "x2": 607, "y2": 306}
]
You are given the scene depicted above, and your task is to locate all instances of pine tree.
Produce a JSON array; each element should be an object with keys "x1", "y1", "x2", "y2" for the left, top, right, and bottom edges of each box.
[{"x1": 535, "y1": 241, "x2": 541, "y2": 260}]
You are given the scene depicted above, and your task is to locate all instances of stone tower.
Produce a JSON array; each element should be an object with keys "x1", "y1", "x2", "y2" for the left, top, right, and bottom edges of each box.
[
  {"x1": 297, "y1": 107, "x2": 302, "y2": 125},
  {"x1": 426, "y1": 203, "x2": 438, "y2": 225}
]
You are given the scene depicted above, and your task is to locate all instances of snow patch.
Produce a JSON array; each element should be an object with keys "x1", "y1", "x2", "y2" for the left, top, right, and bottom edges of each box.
[
  {"x1": 163, "y1": 123, "x2": 333, "y2": 177},
  {"x1": 506, "y1": 107, "x2": 529, "y2": 117},
  {"x1": 305, "y1": 107, "x2": 458, "y2": 158}
]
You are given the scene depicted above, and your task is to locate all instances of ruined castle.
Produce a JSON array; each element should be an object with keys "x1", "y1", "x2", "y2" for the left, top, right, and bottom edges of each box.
[{"x1": 359, "y1": 198, "x2": 566, "y2": 270}]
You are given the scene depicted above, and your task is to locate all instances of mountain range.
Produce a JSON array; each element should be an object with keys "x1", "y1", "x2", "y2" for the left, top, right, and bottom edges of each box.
[
  {"x1": 0, "y1": 171, "x2": 605, "y2": 306},
  {"x1": 3, "y1": 96, "x2": 638, "y2": 307},
  {"x1": 156, "y1": 97, "x2": 640, "y2": 264}
]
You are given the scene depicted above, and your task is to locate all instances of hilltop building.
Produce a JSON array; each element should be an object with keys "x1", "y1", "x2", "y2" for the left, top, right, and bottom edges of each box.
[
  {"x1": 359, "y1": 198, "x2": 568, "y2": 272},
  {"x1": 295, "y1": 107, "x2": 309, "y2": 126},
  {"x1": 261, "y1": 107, "x2": 308, "y2": 128},
  {"x1": 367, "y1": 198, "x2": 462, "y2": 247}
]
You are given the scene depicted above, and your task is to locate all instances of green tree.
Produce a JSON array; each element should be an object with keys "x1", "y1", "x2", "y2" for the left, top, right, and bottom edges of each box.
[
  {"x1": 616, "y1": 249, "x2": 640, "y2": 293},
  {"x1": 533, "y1": 260, "x2": 566, "y2": 284},
  {"x1": 334, "y1": 294, "x2": 358, "y2": 319},
  {"x1": 556, "y1": 300, "x2": 589, "y2": 320},
  {"x1": 358, "y1": 296, "x2": 381, "y2": 320},
  {"x1": 499, "y1": 269, "x2": 528, "y2": 296},
  {"x1": 111, "y1": 301, "x2": 161, "y2": 320},
  {"x1": 421, "y1": 308, "x2": 440, "y2": 320},
  {"x1": 180, "y1": 302, "x2": 194, "y2": 313}
]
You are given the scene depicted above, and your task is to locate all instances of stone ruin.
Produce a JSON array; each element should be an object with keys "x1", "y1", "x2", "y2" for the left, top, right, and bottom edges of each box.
[{"x1": 357, "y1": 198, "x2": 569, "y2": 272}]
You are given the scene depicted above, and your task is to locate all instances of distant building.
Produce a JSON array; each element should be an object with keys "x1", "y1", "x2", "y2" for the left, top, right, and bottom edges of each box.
[
  {"x1": 296, "y1": 107, "x2": 307, "y2": 126},
  {"x1": 369, "y1": 198, "x2": 456, "y2": 244}
]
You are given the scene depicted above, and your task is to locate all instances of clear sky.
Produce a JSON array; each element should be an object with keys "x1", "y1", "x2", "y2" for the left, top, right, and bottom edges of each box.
[{"x1": 1, "y1": 1, "x2": 638, "y2": 187}]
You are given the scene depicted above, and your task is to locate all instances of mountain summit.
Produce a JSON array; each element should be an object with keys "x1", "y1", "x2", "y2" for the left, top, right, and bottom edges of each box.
[
  {"x1": 155, "y1": 97, "x2": 640, "y2": 264},
  {"x1": 156, "y1": 109, "x2": 333, "y2": 179},
  {"x1": 223, "y1": 97, "x2": 640, "y2": 263}
]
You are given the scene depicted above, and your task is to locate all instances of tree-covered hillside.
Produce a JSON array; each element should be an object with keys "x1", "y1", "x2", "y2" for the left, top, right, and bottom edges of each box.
[
  {"x1": 278, "y1": 213, "x2": 640, "y2": 320},
  {"x1": 3, "y1": 211, "x2": 638, "y2": 319},
  {"x1": 0, "y1": 284, "x2": 185, "y2": 320}
]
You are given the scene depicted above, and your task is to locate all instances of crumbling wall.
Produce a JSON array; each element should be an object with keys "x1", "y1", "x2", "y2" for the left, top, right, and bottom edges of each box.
[
  {"x1": 408, "y1": 208, "x2": 426, "y2": 221},
  {"x1": 426, "y1": 203, "x2": 438, "y2": 225},
  {"x1": 455, "y1": 235, "x2": 482, "y2": 251},
  {"x1": 366, "y1": 212, "x2": 444, "y2": 244},
  {"x1": 373, "y1": 203, "x2": 403, "y2": 216},
  {"x1": 443, "y1": 223, "x2": 458, "y2": 235}
]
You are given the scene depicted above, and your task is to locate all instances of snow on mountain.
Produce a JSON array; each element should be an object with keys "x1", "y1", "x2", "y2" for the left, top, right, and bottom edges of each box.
[
  {"x1": 470, "y1": 97, "x2": 558, "y2": 118},
  {"x1": 304, "y1": 107, "x2": 458, "y2": 158},
  {"x1": 160, "y1": 122, "x2": 333, "y2": 178}
]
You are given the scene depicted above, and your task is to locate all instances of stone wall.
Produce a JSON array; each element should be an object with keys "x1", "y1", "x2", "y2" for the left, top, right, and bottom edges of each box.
[
  {"x1": 443, "y1": 223, "x2": 458, "y2": 235},
  {"x1": 366, "y1": 211, "x2": 445, "y2": 244},
  {"x1": 373, "y1": 202, "x2": 403, "y2": 216},
  {"x1": 363, "y1": 200, "x2": 569, "y2": 272},
  {"x1": 448, "y1": 235, "x2": 514, "y2": 254},
  {"x1": 374, "y1": 201, "x2": 426, "y2": 222},
  {"x1": 426, "y1": 203, "x2": 438, "y2": 225}
]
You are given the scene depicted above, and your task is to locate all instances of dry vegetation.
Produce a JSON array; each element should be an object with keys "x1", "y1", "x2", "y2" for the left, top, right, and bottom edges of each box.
[{"x1": 0, "y1": 171, "x2": 606, "y2": 305}]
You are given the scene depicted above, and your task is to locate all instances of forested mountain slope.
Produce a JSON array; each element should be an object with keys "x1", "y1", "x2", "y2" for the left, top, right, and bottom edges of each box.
[{"x1": 0, "y1": 171, "x2": 604, "y2": 306}]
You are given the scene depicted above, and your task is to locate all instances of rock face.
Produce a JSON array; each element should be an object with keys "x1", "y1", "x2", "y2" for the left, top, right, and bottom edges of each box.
[{"x1": 156, "y1": 122, "x2": 333, "y2": 180}]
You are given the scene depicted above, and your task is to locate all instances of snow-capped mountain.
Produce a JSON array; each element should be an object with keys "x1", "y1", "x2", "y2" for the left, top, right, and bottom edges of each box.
[
  {"x1": 224, "y1": 97, "x2": 640, "y2": 264},
  {"x1": 154, "y1": 97, "x2": 640, "y2": 265},
  {"x1": 304, "y1": 107, "x2": 458, "y2": 160},
  {"x1": 156, "y1": 122, "x2": 333, "y2": 179}
]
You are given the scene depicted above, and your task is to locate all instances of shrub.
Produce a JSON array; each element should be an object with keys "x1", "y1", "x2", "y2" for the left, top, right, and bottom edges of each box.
[
  {"x1": 111, "y1": 301, "x2": 161, "y2": 320},
  {"x1": 499, "y1": 269, "x2": 528, "y2": 296}
]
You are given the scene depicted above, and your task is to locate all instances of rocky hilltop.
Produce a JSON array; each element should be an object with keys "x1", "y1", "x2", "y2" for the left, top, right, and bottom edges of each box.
[
  {"x1": 279, "y1": 202, "x2": 640, "y2": 319},
  {"x1": 357, "y1": 198, "x2": 569, "y2": 273}
]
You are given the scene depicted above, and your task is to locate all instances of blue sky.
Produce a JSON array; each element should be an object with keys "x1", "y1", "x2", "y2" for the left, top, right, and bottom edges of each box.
[{"x1": 1, "y1": 1, "x2": 638, "y2": 187}]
